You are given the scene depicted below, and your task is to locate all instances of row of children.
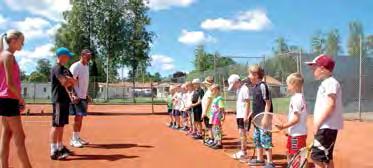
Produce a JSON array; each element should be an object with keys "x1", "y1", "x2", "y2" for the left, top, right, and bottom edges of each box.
[
  {"x1": 166, "y1": 77, "x2": 226, "y2": 149},
  {"x1": 165, "y1": 54, "x2": 342, "y2": 168}
]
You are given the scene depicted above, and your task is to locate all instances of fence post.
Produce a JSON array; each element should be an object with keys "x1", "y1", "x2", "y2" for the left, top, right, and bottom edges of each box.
[
  {"x1": 151, "y1": 81, "x2": 154, "y2": 114},
  {"x1": 358, "y1": 35, "x2": 363, "y2": 121}
]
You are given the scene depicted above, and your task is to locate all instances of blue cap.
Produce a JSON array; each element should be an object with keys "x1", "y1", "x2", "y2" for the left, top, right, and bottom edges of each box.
[{"x1": 56, "y1": 47, "x2": 73, "y2": 57}]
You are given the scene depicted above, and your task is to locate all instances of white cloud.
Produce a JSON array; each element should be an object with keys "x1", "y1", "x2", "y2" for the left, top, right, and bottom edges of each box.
[
  {"x1": 15, "y1": 43, "x2": 54, "y2": 73},
  {"x1": 201, "y1": 9, "x2": 271, "y2": 31},
  {"x1": 4, "y1": 0, "x2": 71, "y2": 21},
  {"x1": 0, "y1": 15, "x2": 7, "y2": 25},
  {"x1": 151, "y1": 54, "x2": 176, "y2": 72},
  {"x1": 178, "y1": 29, "x2": 216, "y2": 45},
  {"x1": 0, "y1": 16, "x2": 59, "y2": 41},
  {"x1": 147, "y1": 0, "x2": 195, "y2": 11},
  {"x1": 13, "y1": 17, "x2": 52, "y2": 40}
]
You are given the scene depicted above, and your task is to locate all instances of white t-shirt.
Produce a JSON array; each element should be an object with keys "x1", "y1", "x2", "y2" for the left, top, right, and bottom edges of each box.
[
  {"x1": 173, "y1": 92, "x2": 183, "y2": 110},
  {"x1": 236, "y1": 84, "x2": 250, "y2": 118},
  {"x1": 70, "y1": 61, "x2": 89, "y2": 99},
  {"x1": 314, "y1": 76, "x2": 344, "y2": 130},
  {"x1": 202, "y1": 89, "x2": 212, "y2": 113},
  {"x1": 288, "y1": 93, "x2": 308, "y2": 136},
  {"x1": 185, "y1": 91, "x2": 194, "y2": 109}
]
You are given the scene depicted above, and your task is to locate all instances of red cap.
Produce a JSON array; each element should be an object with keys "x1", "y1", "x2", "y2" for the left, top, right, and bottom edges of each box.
[{"x1": 305, "y1": 54, "x2": 335, "y2": 72}]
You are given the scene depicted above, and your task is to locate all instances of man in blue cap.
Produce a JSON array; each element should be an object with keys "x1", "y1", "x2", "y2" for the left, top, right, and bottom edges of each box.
[{"x1": 49, "y1": 47, "x2": 77, "y2": 160}]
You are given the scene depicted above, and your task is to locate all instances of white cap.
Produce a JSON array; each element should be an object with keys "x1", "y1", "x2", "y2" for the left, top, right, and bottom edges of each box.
[
  {"x1": 192, "y1": 78, "x2": 201, "y2": 84},
  {"x1": 227, "y1": 74, "x2": 240, "y2": 91}
]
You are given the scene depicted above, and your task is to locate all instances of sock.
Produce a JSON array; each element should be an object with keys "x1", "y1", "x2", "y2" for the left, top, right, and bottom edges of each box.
[
  {"x1": 72, "y1": 132, "x2": 80, "y2": 140},
  {"x1": 57, "y1": 142, "x2": 63, "y2": 150},
  {"x1": 50, "y1": 143, "x2": 57, "y2": 155}
]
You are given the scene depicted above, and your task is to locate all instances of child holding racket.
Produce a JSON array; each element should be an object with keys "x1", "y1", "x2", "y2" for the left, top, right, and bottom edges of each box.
[
  {"x1": 248, "y1": 64, "x2": 275, "y2": 168},
  {"x1": 275, "y1": 73, "x2": 308, "y2": 162},
  {"x1": 50, "y1": 47, "x2": 77, "y2": 160},
  {"x1": 201, "y1": 76, "x2": 214, "y2": 145},
  {"x1": 184, "y1": 82, "x2": 194, "y2": 132},
  {"x1": 209, "y1": 84, "x2": 225, "y2": 149},
  {"x1": 227, "y1": 74, "x2": 251, "y2": 160},
  {"x1": 305, "y1": 55, "x2": 343, "y2": 168}
]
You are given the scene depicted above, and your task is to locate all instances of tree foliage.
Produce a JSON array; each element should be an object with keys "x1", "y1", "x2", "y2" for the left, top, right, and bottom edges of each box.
[{"x1": 348, "y1": 21, "x2": 365, "y2": 57}]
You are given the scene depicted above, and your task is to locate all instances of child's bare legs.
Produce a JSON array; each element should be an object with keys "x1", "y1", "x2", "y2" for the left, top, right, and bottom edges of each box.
[
  {"x1": 5, "y1": 117, "x2": 31, "y2": 168},
  {"x1": 256, "y1": 148, "x2": 264, "y2": 161},
  {"x1": 265, "y1": 148, "x2": 273, "y2": 163},
  {"x1": 239, "y1": 128, "x2": 247, "y2": 154}
]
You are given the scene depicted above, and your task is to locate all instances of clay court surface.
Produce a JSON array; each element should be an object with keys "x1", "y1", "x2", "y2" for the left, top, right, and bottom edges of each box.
[{"x1": 2, "y1": 104, "x2": 373, "y2": 168}]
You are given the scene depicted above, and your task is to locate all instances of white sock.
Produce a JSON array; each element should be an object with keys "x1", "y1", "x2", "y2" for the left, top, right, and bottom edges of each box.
[
  {"x1": 57, "y1": 142, "x2": 63, "y2": 150},
  {"x1": 72, "y1": 132, "x2": 80, "y2": 140},
  {"x1": 50, "y1": 143, "x2": 57, "y2": 155}
]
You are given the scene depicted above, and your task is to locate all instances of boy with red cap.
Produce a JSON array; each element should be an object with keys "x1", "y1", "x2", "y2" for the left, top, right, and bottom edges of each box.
[{"x1": 305, "y1": 54, "x2": 343, "y2": 168}]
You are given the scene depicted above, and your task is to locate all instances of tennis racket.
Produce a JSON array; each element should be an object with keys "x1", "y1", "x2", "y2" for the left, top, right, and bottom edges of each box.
[
  {"x1": 287, "y1": 139, "x2": 334, "y2": 168},
  {"x1": 252, "y1": 112, "x2": 285, "y2": 133}
]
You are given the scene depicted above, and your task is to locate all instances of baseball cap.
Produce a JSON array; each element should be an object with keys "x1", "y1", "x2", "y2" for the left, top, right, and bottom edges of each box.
[
  {"x1": 305, "y1": 54, "x2": 335, "y2": 72},
  {"x1": 202, "y1": 76, "x2": 214, "y2": 86},
  {"x1": 192, "y1": 78, "x2": 201, "y2": 84},
  {"x1": 56, "y1": 47, "x2": 73, "y2": 58},
  {"x1": 227, "y1": 74, "x2": 240, "y2": 91}
]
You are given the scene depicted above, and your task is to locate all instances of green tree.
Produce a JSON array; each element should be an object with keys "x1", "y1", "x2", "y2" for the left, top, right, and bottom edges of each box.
[
  {"x1": 273, "y1": 37, "x2": 289, "y2": 55},
  {"x1": 326, "y1": 29, "x2": 341, "y2": 56},
  {"x1": 348, "y1": 21, "x2": 365, "y2": 57},
  {"x1": 366, "y1": 35, "x2": 373, "y2": 55},
  {"x1": 20, "y1": 71, "x2": 28, "y2": 82},
  {"x1": 121, "y1": 0, "x2": 154, "y2": 102},
  {"x1": 311, "y1": 31, "x2": 325, "y2": 55},
  {"x1": 36, "y1": 59, "x2": 52, "y2": 81},
  {"x1": 153, "y1": 72, "x2": 161, "y2": 82},
  {"x1": 28, "y1": 72, "x2": 48, "y2": 82}
]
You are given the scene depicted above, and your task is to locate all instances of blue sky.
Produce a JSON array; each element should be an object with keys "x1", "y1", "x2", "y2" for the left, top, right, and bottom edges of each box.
[{"x1": 1, "y1": 0, "x2": 372, "y2": 77}]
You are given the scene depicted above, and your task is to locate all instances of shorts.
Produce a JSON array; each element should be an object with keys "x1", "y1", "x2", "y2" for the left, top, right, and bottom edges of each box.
[
  {"x1": 69, "y1": 99, "x2": 88, "y2": 116},
  {"x1": 168, "y1": 109, "x2": 172, "y2": 114},
  {"x1": 193, "y1": 108, "x2": 202, "y2": 122},
  {"x1": 311, "y1": 129, "x2": 338, "y2": 163},
  {"x1": 287, "y1": 135, "x2": 307, "y2": 155},
  {"x1": 0, "y1": 98, "x2": 20, "y2": 116},
  {"x1": 181, "y1": 111, "x2": 188, "y2": 118},
  {"x1": 253, "y1": 127, "x2": 273, "y2": 149},
  {"x1": 211, "y1": 112, "x2": 223, "y2": 125},
  {"x1": 172, "y1": 110, "x2": 181, "y2": 116},
  {"x1": 203, "y1": 116, "x2": 212, "y2": 129},
  {"x1": 52, "y1": 102, "x2": 70, "y2": 127},
  {"x1": 236, "y1": 117, "x2": 252, "y2": 131}
]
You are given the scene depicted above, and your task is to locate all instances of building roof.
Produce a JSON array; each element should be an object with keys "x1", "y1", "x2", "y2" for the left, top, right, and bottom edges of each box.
[{"x1": 263, "y1": 75, "x2": 282, "y2": 86}]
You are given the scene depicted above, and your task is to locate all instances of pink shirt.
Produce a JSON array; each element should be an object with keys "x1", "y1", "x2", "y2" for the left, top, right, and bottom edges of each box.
[{"x1": 0, "y1": 52, "x2": 21, "y2": 99}]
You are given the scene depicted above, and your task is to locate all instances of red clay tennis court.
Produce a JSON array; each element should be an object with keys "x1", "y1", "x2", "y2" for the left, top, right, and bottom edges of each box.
[{"x1": 3, "y1": 104, "x2": 373, "y2": 168}]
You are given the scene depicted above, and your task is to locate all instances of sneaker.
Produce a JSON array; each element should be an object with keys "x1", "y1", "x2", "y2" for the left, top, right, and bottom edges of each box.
[
  {"x1": 70, "y1": 139, "x2": 83, "y2": 148},
  {"x1": 60, "y1": 146, "x2": 73, "y2": 155},
  {"x1": 264, "y1": 162, "x2": 276, "y2": 168},
  {"x1": 58, "y1": 148, "x2": 70, "y2": 160},
  {"x1": 231, "y1": 150, "x2": 245, "y2": 160},
  {"x1": 248, "y1": 159, "x2": 265, "y2": 166},
  {"x1": 210, "y1": 143, "x2": 222, "y2": 149},
  {"x1": 192, "y1": 134, "x2": 203, "y2": 140},
  {"x1": 168, "y1": 122, "x2": 173, "y2": 128},
  {"x1": 78, "y1": 137, "x2": 89, "y2": 145},
  {"x1": 50, "y1": 150, "x2": 59, "y2": 160}
]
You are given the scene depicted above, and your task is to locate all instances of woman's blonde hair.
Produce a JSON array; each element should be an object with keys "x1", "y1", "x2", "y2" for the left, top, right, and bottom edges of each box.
[
  {"x1": 0, "y1": 30, "x2": 24, "y2": 52},
  {"x1": 286, "y1": 72, "x2": 304, "y2": 89}
]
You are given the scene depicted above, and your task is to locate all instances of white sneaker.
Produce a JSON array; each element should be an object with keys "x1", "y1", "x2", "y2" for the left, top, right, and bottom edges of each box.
[
  {"x1": 70, "y1": 139, "x2": 83, "y2": 148},
  {"x1": 231, "y1": 150, "x2": 245, "y2": 160},
  {"x1": 78, "y1": 137, "x2": 89, "y2": 145}
]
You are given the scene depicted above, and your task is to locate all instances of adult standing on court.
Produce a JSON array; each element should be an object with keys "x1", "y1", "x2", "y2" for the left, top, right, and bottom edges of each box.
[
  {"x1": 69, "y1": 49, "x2": 91, "y2": 148},
  {"x1": 0, "y1": 30, "x2": 32, "y2": 168}
]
